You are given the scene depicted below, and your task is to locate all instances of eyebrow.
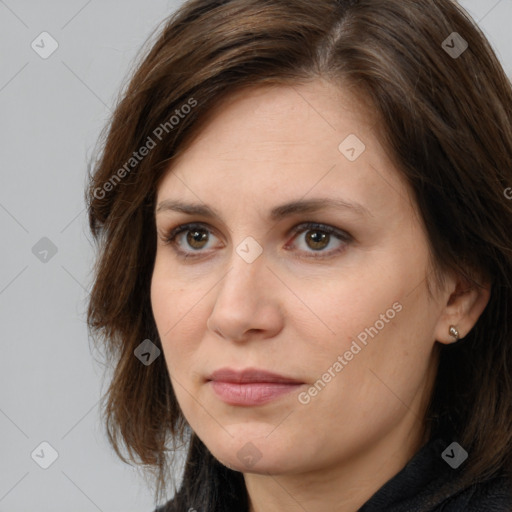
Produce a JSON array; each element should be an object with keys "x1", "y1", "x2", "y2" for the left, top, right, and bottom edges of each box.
[{"x1": 155, "y1": 197, "x2": 372, "y2": 221}]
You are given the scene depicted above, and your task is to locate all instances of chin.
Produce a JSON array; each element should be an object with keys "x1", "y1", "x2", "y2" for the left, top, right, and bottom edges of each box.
[{"x1": 203, "y1": 429, "x2": 301, "y2": 474}]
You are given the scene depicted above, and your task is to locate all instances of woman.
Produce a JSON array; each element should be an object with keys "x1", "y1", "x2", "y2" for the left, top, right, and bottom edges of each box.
[{"x1": 85, "y1": 0, "x2": 512, "y2": 510}]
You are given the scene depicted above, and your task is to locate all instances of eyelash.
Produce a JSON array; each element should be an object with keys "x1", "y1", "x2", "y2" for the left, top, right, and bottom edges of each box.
[{"x1": 159, "y1": 222, "x2": 352, "y2": 261}]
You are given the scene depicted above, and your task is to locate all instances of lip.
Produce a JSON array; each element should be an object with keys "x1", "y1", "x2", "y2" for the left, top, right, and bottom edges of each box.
[{"x1": 206, "y1": 367, "x2": 304, "y2": 406}]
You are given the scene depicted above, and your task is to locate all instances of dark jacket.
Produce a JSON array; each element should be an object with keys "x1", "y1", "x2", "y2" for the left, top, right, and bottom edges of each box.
[{"x1": 154, "y1": 437, "x2": 512, "y2": 511}]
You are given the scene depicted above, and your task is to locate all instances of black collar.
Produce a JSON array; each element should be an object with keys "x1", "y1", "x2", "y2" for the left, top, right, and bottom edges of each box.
[{"x1": 359, "y1": 437, "x2": 512, "y2": 511}]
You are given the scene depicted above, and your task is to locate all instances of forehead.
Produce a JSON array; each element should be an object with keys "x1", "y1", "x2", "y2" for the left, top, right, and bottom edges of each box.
[
  {"x1": 156, "y1": 80, "x2": 409, "y2": 218},
  {"x1": 171, "y1": 79, "x2": 378, "y2": 162}
]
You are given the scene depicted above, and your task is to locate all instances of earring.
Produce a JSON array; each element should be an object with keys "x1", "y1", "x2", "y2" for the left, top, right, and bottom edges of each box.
[{"x1": 449, "y1": 325, "x2": 460, "y2": 342}]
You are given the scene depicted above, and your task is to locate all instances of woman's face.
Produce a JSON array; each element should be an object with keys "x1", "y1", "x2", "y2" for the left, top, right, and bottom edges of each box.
[{"x1": 151, "y1": 79, "x2": 448, "y2": 475}]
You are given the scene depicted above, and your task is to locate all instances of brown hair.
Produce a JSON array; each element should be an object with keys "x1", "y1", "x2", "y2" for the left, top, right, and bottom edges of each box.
[{"x1": 85, "y1": 0, "x2": 512, "y2": 508}]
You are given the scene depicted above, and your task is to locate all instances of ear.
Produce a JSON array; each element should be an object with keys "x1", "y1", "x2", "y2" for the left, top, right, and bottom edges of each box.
[{"x1": 433, "y1": 271, "x2": 491, "y2": 345}]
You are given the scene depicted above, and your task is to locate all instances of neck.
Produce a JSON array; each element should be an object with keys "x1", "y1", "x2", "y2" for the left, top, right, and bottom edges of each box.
[{"x1": 244, "y1": 418, "x2": 430, "y2": 512}]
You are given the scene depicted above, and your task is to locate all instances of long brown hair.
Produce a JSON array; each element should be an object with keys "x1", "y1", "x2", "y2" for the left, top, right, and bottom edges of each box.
[{"x1": 85, "y1": 0, "x2": 512, "y2": 509}]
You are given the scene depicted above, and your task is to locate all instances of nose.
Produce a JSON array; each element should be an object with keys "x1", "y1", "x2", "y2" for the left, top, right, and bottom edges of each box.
[{"x1": 206, "y1": 246, "x2": 284, "y2": 343}]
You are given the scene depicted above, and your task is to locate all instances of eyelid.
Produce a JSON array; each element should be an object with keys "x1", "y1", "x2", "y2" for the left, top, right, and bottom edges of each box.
[
  {"x1": 158, "y1": 222, "x2": 222, "y2": 258},
  {"x1": 164, "y1": 222, "x2": 220, "y2": 244},
  {"x1": 285, "y1": 222, "x2": 351, "y2": 258},
  {"x1": 288, "y1": 222, "x2": 351, "y2": 242},
  {"x1": 159, "y1": 221, "x2": 352, "y2": 259}
]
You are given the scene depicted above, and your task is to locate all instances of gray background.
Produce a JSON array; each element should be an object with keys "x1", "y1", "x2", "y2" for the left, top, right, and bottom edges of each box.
[{"x1": 0, "y1": 1, "x2": 511, "y2": 511}]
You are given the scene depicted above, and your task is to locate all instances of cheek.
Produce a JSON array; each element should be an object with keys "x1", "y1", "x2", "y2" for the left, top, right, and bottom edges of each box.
[
  {"x1": 285, "y1": 268, "x2": 403, "y2": 351},
  {"x1": 151, "y1": 255, "x2": 200, "y2": 336},
  {"x1": 290, "y1": 260, "x2": 435, "y2": 392},
  {"x1": 150, "y1": 264, "x2": 198, "y2": 368}
]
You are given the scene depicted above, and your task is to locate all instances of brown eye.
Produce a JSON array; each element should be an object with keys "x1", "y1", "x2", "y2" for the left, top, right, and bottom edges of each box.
[
  {"x1": 186, "y1": 228, "x2": 209, "y2": 250},
  {"x1": 305, "y1": 230, "x2": 330, "y2": 251},
  {"x1": 161, "y1": 223, "x2": 218, "y2": 257},
  {"x1": 286, "y1": 222, "x2": 351, "y2": 259},
  {"x1": 162, "y1": 221, "x2": 351, "y2": 261}
]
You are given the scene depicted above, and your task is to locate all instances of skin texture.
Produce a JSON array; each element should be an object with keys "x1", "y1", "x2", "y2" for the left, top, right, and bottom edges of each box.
[{"x1": 151, "y1": 79, "x2": 490, "y2": 512}]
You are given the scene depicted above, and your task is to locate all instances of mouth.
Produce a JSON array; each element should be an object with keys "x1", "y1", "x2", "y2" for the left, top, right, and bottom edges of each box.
[{"x1": 206, "y1": 367, "x2": 305, "y2": 406}]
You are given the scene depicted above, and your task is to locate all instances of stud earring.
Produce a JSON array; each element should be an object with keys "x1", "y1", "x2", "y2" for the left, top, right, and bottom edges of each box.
[{"x1": 449, "y1": 325, "x2": 460, "y2": 342}]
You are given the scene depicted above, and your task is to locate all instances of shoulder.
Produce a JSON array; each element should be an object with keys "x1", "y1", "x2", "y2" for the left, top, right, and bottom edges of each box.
[{"x1": 441, "y1": 472, "x2": 512, "y2": 512}]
